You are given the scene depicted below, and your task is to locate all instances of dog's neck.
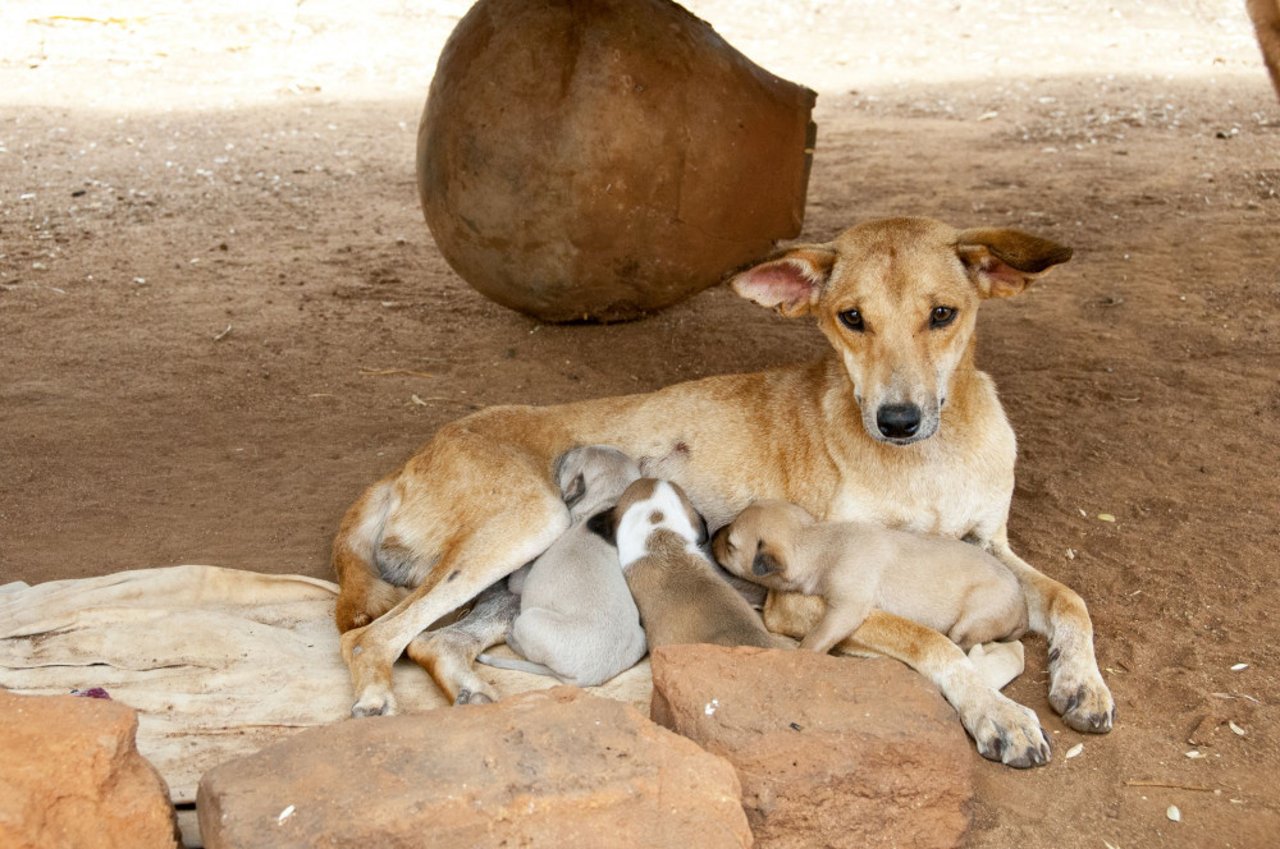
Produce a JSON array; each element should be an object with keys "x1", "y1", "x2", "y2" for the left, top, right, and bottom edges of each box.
[
  {"x1": 628, "y1": 527, "x2": 704, "y2": 570},
  {"x1": 617, "y1": 506, "x2": 703, "y2": 568}
]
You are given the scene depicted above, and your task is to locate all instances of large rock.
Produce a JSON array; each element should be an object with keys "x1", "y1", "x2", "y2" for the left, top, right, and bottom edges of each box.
[
  {"x1": 198, "y1": 686, "x2": 751, "y2": 849},
  {"x1": 650, "y1": 645, "x2": 973, "y2": 849},
  {"x1": 0, "y1": 691, "x2": 179, "y2": 849},
  {"x1": 418, "y1": 0, "x2": 816, "y2": 322}
]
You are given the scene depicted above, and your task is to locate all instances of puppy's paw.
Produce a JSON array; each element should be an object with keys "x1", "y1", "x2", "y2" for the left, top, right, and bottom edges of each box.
[
  {"x1": 968, "y1": 695, "x2": 1051, "y2": 769},
  {"x1": 454, "y1": 687, "x2": 496, "y2": 706},
  {"x1": 350, "y1": 688, "x2": 398, "y2": 718},
  {"x1": 1050, "y1": 672, "x2": 1116, "y2": 734},
  {"x1": 454, "y1": 677, "x2": 500, "y2": 706}
]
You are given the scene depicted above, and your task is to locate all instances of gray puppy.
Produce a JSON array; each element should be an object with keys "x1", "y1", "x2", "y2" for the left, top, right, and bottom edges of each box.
[{"x1": 477, "y1": 446, "x2": 646, "y2": 686}]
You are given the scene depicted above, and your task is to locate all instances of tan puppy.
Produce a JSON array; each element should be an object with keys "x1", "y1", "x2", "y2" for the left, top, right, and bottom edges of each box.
[
  {"x1": 587, "y1": 478, "x2": 787, "y2": 651},
  {"x1": 334, "y1": 217, "x2": 1114, "y2": 768},
  {"x1": 712, "y1": 500, "x2": 1027, "y2": 655}
]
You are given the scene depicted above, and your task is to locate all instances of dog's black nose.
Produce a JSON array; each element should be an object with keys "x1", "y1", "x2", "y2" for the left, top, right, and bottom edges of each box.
[{"x1": 876, "y1": 404, "x2": 921, "y2": 439}]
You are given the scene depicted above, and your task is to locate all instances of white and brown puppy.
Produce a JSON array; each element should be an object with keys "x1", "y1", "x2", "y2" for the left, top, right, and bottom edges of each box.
[
  {"x1": 713, "y1": 500, "x2": 1028, "y2": 655},
  {"x1": 588, "y1": 478, "x2": 788, "y2": 651},
  {"x1": 477, "y1": 446, "x2": 647, "y2": 687}
]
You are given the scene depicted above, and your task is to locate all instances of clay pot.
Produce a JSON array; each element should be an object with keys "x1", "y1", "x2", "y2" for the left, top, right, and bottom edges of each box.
[{"x1": 417, "y1": 0, "x2": 816, "y2": 322}]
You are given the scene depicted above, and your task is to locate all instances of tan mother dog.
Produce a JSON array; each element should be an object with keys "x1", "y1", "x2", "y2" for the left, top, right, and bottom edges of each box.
[{"x1": 333, "y1": 216, "x2": 1115, "y2": 767}]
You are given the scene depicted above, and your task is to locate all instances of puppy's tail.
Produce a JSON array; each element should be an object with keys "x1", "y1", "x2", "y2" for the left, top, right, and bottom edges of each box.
[{"x1": 476, "y1": 653, "x2": 559, "y2": 679}]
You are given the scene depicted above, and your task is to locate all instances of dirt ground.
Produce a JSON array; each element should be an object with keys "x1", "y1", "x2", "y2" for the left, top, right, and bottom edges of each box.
[{"x1": 2, "y1": 0, "x2": 1277, "y2": 846}]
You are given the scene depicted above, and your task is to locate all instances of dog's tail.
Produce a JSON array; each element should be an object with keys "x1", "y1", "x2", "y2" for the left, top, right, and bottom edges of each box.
[
  {"x1": 333, "y1": 478, "x2": 409, "y2": 632},
  {"x1": 475, "y1": 652, "x2": 559, "y2": 679}
]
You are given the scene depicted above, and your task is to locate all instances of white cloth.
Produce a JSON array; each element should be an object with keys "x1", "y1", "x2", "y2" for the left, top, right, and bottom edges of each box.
[{"x1": 0, "y1": 565, "x2": 652, "y2": 803}]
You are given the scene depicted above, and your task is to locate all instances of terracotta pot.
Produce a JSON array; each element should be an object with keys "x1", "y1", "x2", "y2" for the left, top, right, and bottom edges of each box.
[{"x1": 418, "y1": 0, "x2": 816, "y2": 322}]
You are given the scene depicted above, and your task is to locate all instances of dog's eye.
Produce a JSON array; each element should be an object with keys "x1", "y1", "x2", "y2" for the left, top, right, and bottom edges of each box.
[
  {"x1": 837, "y1": 309, "x2": 864, "y2": 332},
  {"x1": 930, "y1": 306, "x2": 957, "y2": 328}
]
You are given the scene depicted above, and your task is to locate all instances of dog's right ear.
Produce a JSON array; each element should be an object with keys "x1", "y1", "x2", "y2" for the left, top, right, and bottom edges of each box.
[
  {"x1": 730, "y1": 244, "x2": 837, "y2": 318},
  {"x1": 586, "y1": 509, "x2": 616, "y2": 545}
]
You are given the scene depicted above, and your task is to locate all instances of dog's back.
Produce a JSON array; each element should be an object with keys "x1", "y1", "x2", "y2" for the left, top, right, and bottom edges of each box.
[
  {"x1": 626, "y1": 528, "x2": 782, "y2": 651},
  {"x1": 816, "y1": 522, "x2": 1027, "y2": 648}
]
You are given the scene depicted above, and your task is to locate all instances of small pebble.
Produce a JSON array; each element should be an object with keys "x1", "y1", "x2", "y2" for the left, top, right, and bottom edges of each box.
[{"x1": 1167, "y1": 804, "x2": 1181, "y2": 823}]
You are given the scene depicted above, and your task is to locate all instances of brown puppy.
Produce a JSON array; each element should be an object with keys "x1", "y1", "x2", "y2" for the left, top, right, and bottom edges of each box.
[
  {"x1": 588, "y1": 478, "x2": 786, "y2": 651},
  {"x1": 713, "y1": 500, "x2": 1027, "y2": 655},
  {"x1": 334, "y1": 217, "x2": 1112, "y2": 768}
]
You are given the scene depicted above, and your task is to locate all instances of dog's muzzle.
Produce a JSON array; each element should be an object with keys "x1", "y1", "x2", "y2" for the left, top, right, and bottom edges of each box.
[{"x1": 875, "y1": 403, "x2": 922, "y2": 440}]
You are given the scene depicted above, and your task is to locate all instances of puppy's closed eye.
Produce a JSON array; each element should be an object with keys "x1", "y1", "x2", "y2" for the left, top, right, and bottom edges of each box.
[{"x1": 752, "y1": 551, "x2": 781, "y2": 577}]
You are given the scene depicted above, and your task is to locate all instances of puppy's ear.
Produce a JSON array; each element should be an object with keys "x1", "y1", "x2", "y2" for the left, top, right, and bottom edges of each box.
[
  {"x1": 955, "y1": 228, "x2": 1072, "y2": 299},
  {"x1": 693, "y1": 511, "x2": 709, "y2": 546},
  {"x1": 586, "y1": 509, "x2": 616, "y2": 545},
  {"x1": 730, "y1": 244, "x2": 837, "y2": 318},
  {"x1": 752, "y1": 551, "x2": 782, "y2": 577},
  {"x1": 561, "y1": 473, "x2": 586, "y2": 508},
  {"x1": 671, "y1": 483, "x2": 708, "y2": 545},
  {"x1": 553, "y1": 447, "x2": 584, "y2": 499}
]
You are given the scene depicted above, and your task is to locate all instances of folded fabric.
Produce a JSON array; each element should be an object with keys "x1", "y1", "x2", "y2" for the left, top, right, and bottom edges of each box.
[{"x1": 0, "y1": 565, "x2": 651, "y2": 803}]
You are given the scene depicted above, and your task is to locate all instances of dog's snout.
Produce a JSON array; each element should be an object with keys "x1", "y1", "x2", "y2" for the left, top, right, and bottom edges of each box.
[{"x1": 876, "y1": 403, "x2": 922, "y2": 439}]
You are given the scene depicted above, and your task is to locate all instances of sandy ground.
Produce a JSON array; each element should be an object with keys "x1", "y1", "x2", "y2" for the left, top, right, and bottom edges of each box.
[{"x1": 1, "y1": 1, "x2": 1277, "y2": 846}]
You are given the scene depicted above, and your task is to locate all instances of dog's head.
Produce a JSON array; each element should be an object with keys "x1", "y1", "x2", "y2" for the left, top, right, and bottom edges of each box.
[
  {"x1": 587, "y1": 477, "x2": 708, "y2": 566},
  {"x1": 555, "y1": 445, "x2": 642, "y2": 519},
  {"x1": 711, "y1": 500, "x2": 815, "y2": 592},
  {"x1": 730, "y1": 217, "x2": 1071, "y2": 445}
]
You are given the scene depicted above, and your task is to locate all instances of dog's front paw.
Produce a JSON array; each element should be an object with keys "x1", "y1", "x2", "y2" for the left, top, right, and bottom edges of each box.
[
  {"x1": 339, "y1": 625, "x2": 368, "y2": 665},
  {"x1": 1050, "y1": 669, "x2": 1115, "y2": 733},
  {"x1": 967, "y1": 694, "x2": 1052, "y2": 769},
  {"x1": 350, "y1": 688, "x2": 398, "y2": 718}
]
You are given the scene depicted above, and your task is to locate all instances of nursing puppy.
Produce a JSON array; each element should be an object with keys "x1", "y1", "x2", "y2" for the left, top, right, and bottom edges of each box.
[
  {"x1": 588, "y1": 478, "x2": 787, "y2": 650},
  {"x1": 713, "y1": 500, "x2": 1028, "y2": 655},
  {"x1": 477, "y1": 446, "x2": 647, "y2": 686}
]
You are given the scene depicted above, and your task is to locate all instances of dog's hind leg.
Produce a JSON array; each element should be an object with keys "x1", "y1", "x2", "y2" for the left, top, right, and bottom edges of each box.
[
  {"x1": 332, "y1": 478, "x2": 408, "y2": 631},
  {"x1": 406, "y1": 580, "x2": 521, "y2": 705},
  {"x1": 341, "y1": 492, "x2": 569, "y2": 717},
  {"x1": 988, "y1": 531, "x2": 1116, "y2": 734}
]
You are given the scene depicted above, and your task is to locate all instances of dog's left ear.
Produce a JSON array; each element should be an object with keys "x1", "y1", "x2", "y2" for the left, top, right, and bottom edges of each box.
[
  {"x1": 955, "y1": 228, "x2": 1073, "y2": 299},
  {"x1": 730, "y1": 244, "x2": 837, "y2": 318}
]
